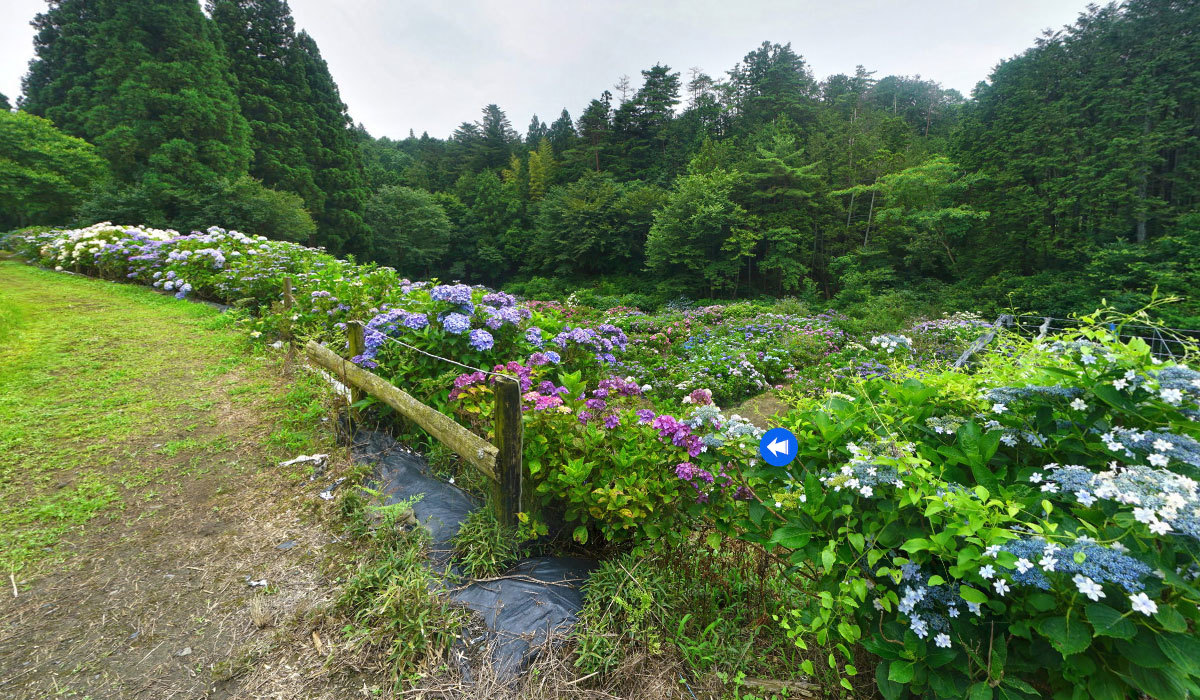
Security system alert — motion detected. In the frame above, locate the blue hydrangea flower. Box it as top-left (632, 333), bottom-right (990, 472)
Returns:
top-left (525, 327), bottom-right (544, 347)
top-left (429, 283), bottom-right (473, 306)
top-left (468, 329), bottom-right (494, 352)
top-left (442, 312), bottom-right (471, 334)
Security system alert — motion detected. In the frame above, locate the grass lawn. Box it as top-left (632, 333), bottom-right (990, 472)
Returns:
top-left (0, 261), bottom-right (329, 573)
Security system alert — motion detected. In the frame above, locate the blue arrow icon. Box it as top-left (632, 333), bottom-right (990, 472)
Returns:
top-left (759, 427), bottom-right (797, 467)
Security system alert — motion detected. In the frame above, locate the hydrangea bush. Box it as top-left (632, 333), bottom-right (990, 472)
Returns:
top-left (696, 324), bottom-right (1200, 699)
top-left (9, 223), bottom-right (1199, 698)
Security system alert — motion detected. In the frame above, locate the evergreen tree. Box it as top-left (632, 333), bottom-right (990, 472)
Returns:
top-left (728, 42), bottom-right (818, 132)
top-left (576, 95), bottom-right (611, 172)
top-left (525, 115), bottom-right (548, 147)
top-left (547, 109), bottom-right (577, 156)
top-left (735, 127), bottom-right (832, 295)
top-left (22, 0), bottom-right (252, 223)
top-left (0, 93), bottom-right (10, 111)
top-left (294, 30), bottom-right (369, 252)
top-left (477, 104), bottom-right (518, 170)
top-left (208, 0), bottom-right (321, 212)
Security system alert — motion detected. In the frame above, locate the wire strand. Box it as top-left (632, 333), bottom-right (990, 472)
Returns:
top-left (376, 332), bottom-right (520, 382)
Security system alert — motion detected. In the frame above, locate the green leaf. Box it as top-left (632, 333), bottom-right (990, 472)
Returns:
top-left (848, 532), bottom-right (865, 552)
top-left (967, 681), bottom-right (993, 700)
top-left (1130, 664), bottom-right (1190, 700)
top-left (876, 661), bottom-right (903, 700)
top-left (1085, 603), bottom-right (1135, 640)
top-left (1087, 669), bottom-right (1129, 700)
top-left (1157, 633), bottom-right (1200, 674)
top-left (1155, 604), bottom-right (1188, 633)
top-left (572, 525), bottom-right (588, 544)
top-left (1118, 633), bottom-right (1170, 668)
top-left (959, 585), bottom-right (988, 604)
top-left (837, 621), bottom-right (861, 643)
top-left (769, 525), bottom-right (811, 550)
top-left (900, 537), bottom-right (931, 554)
top-left (1036, 616), bottom-right (1092, 656)
top-left (927, 574), bottom-right (946, 586)
top-left (887, 660), bottom-right (914, 684)
top-left (705, 531), bottom-right (722, 551)
top-left (748, 500), bottom-right (766, 525)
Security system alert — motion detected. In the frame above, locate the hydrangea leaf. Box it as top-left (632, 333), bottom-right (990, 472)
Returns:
top-left (1035, 616), bottom-right (1092, 656)
top-left (1085, 603), bottom-right (1135, 640)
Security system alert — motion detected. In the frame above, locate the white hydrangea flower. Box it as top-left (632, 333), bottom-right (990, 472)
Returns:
top-left (1129, 592), bottom-right (1158, 616)
top-left (1073, 575), bottom-right (1105, 601)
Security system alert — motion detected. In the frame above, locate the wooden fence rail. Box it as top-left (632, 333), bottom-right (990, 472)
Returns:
top-left (303, 330), bottom-right (523, 526)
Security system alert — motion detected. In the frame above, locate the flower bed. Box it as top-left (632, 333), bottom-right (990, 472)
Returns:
top-left (6, 224), bottom-right (1197, 697)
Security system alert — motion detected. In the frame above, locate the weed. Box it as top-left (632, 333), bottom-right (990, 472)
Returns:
top-left (336, 493), bottom-right (466, 684)
top-left (450, 505), bottom-right (522, 579)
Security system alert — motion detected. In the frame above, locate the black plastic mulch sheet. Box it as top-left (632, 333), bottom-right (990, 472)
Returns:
top-left (352, 429), bottom-right (597, 677)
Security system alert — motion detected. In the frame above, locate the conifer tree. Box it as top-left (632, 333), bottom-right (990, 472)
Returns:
top-left (22, 0), bottom-right (252, 224)
top-left (208, 0), bottom-right (321, 210)
top-left (294, 30), bottom-right (369, 252)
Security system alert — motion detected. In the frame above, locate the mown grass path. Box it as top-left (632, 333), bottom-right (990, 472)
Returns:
top-left (0, 262), bottom-right (361, 698)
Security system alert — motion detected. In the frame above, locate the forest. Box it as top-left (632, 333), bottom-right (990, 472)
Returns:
top-left (2, 0), bottom-right (1198, 325)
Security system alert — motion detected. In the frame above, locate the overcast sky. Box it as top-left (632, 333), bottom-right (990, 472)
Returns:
top-left (0, 0), bottom-right (1092, 140)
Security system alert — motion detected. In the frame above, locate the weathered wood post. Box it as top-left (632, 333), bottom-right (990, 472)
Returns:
top-left (346, 320), bottom-right (366, 405)
top-left (493, 376), bottom-right (523, 527)
top-left (282, 277), bottom-right (295, 362)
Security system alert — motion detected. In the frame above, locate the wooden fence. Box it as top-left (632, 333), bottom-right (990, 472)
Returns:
top-left (303, 321), bottom-right (524, 526)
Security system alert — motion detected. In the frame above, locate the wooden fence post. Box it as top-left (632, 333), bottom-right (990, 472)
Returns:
top-left (346, 321), bottom-right (365, 405)
top-left (493, 376), bottom-right (523, 527)
top-left (282, 277), bottom-right (295, 360)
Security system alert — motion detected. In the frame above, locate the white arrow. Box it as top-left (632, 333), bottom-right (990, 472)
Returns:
top-left (767, 437), bottom-right (790, 457)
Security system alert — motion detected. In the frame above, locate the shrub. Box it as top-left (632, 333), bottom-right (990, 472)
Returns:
top-left (694, 322), bottom-right (1200, 699)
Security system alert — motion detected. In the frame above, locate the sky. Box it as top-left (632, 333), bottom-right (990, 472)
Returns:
top-left (0, 0), bottom-right (1092, 140)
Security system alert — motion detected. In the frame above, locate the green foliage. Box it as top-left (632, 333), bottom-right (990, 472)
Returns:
top-left (209, 0), bottom-right (322, 217)
top-left (449, 505), bottom-right (522, 579)
top-left (337, 493), bottom-right (465, 683)
top-left (22, 0), bottom-right (252, 225)
top-left (0, 111), bottom-right (108, 230)
top-left (696, 323), bottom-right (1200, 699)
top-left (530, 172), bottom-right (664, 277)
top-left (645, 167), bottom-right (748, 296)
top-left (363, 185), bottom-right (451, 274)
